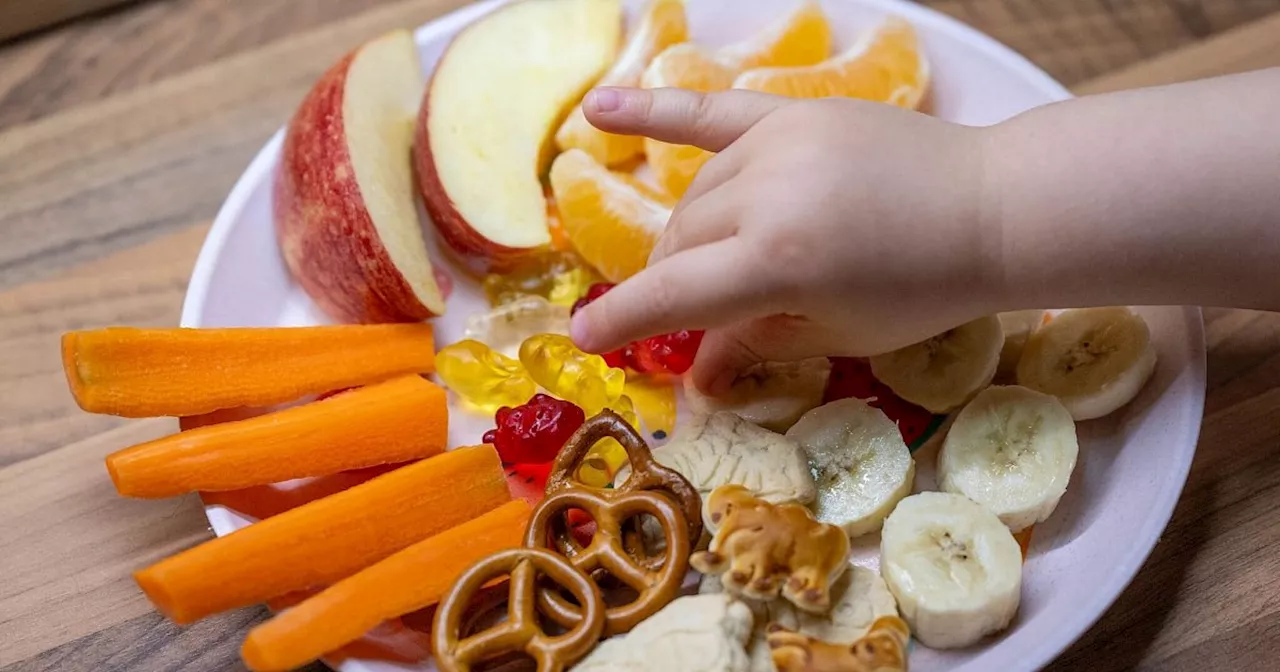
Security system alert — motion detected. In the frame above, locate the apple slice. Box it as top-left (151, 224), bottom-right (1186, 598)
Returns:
top-left (276, 30), bottom-right (447, 324)
top-left (415, 0), bottom-right (623, 276)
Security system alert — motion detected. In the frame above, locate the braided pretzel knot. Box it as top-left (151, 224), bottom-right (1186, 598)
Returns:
top-left (527, 488), bottom-right (690, 635)
top-left (432, 548), bottom-right (605, 672)
top-left (545, 410), bottom-right (703, 555)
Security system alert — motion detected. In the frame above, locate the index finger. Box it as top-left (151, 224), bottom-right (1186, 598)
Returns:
top-left (570, 239), bottom-right (782, 353)
top-left (583, 87), bottom-right (791, 152)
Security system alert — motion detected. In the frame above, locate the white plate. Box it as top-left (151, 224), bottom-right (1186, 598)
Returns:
top-left (180, 1), bottom-right (1206, 670)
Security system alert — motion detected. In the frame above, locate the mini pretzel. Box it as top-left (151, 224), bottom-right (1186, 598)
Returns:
top-left (766, 616), bottom-right (911, 672)
top-left (432, 548), bottom-right (605, 672)
top-left (526, 487), bottom-right (690, 636)
top-left (545, 410), bottom-right (703, 554)
top-left (691, 484), bottom-right (850, 614)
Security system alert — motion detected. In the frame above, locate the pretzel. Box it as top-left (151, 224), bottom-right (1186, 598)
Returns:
top-left (432, 548), bottom-right (605, 672)
top-left (545, 410), bottom-right (702, 555)
top-left (766, 616), bottom-right (910, 672)
top-left (691, 485), bottom-right (850, 614)
top-left (526, 487), bottom-right (690, 636)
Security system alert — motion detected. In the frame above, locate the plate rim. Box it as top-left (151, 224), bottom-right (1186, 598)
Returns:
top-left (178, 1), bottom-right (1204, 671)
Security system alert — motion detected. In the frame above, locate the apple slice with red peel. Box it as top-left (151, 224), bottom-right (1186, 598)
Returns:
top-left (276, 30), bottom-right (447, 324)
top-left (415, 0), bottom-right (623, 276)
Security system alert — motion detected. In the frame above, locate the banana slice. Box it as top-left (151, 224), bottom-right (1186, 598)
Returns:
top-left (1016, 307), bottom-right (1157, 421)
top-left (996, 310), bottom-right (1045, 381)
top-left (785, 399), bottom-right (915, 538)
top-left (684, 358), bottom-right (832, 433)
top-left (869, 316), bottom-right (1003, 414)
top-left (937, 385), bottom-right (1078, 532)
top-left (880, 491), bottom-right (1022, 649)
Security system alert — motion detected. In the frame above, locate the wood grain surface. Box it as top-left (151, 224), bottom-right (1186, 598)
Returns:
top-left (0, 1), bottom-right (1277, 671)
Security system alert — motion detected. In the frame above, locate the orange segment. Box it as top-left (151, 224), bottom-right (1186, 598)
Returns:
top-left (555, 0), bottom-right (689, 166)
top-left (733, 17), bottom-right (930, 109)
top-left (616, 171), bottom-right (679, 208)
top-left (717, 0), bottom-right (832, 69)
top-left (640, 43), bottom-right (740, 91)
top-left (550, 149), bottom-right (671, 282)
top-left (640, 2), bottom-right (833, 198)
top-left (544, 193), bottom-right (574, 252)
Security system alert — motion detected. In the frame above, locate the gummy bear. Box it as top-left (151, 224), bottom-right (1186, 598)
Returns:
top-left (482, 249), bottom-right (603, 308)
top-left (578, 395), bottom-right (639, 487)
top-left (623, 375), bottom-right (677, 439)
top-left (462, 296), bottom-right (571, 359)
top-left (436, 339), bottom-right (537, 413)
top-left (630, 330), bottom-right (704, 375)
top-left (573, 282), bottom-right (703, 374)
top-left (519, 334), bottom-right (625, 415)
top-left (483, 393), bottom-right (586, 465)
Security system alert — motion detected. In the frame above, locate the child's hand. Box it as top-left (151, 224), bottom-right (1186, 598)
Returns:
top-left (570, 87), bottom-right (1001, 394)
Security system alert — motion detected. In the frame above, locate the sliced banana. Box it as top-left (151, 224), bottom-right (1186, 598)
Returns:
top-left (869, 316), bottom-right (1003, 414)
top-left (937, 385), bottom-right (1078, 532)
top-left (880, 491), bottom-right (1022, 649)
top-left (1016, 307), bottom-right (1157, 421)
top-left (684, 358), bottom-right (832, 433)
top-left (785, 399), bottom-right (915, 538)
top-left (996, 310), bottom-right (1045, 381)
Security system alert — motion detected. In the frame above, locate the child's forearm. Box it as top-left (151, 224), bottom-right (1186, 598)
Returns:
top-left (984, 68), bottom-right (1280, 312)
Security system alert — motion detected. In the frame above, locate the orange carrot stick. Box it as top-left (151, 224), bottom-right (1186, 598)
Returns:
top-left (134, 445), bottom-right (509, 624)
top-left (62, 324), bottom-right (435, 418)
top-left (106, 376), bottom-right (448, 498)
top-left (241, 500), bottom-right (532, 672)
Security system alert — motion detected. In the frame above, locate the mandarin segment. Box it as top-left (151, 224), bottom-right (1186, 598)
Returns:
top-left (615, 171), bottom-right (679, 208)
top-left (717, 0), bottom-right (833, 69)
top-left (556, 0), bottom-right (689, 166)
top-left (551, 149), bottom-right (671, 283)
top-left (640, 3), bottom-right (833, 198)
top-left (734, 17), bottom-right (930, 109)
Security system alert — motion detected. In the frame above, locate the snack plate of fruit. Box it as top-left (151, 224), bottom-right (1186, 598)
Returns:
top-left (72, 0), bottom-right (1205, 671)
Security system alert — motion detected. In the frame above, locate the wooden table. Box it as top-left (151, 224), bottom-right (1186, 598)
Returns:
top-left (1, 1), bottom-right (1277, 670)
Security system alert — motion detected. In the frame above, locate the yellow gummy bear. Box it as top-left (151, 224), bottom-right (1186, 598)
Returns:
top-left (519, 334), bottom-right (625, 415)
top-left (578, 396), bottom-right (639, 487)
top-left (624, 375), bottom-right (677, 438)
top-left (436, 339), bottom-right (537, 413)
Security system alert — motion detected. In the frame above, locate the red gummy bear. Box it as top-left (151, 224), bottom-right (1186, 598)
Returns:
top-left (573, 282), bottom-right (703, 375)
top-left (570, 282), bottom-right (615, 315)
top-left (483, 394), bottom-right (586, 465)
top-left (630, 329), bottom-right (704, 375)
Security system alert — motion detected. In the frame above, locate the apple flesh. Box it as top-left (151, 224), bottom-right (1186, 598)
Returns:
top-left (415, 0), bottom-right (623, 276)
top-left (276, 30), bottom-right (447, 323)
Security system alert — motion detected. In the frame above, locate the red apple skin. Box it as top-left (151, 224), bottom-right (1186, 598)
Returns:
top-left (275, 49), bottom-right (439, 324)
top-left (413, 81), bottom-right (541, 278)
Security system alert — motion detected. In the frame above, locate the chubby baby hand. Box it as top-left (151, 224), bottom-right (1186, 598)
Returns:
top-left (570, 86), bottom-right (1002, 395)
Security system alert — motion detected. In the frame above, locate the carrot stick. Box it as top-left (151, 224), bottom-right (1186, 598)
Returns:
top-left (62, 324), bottom-right (435, 418)
top-left (106, 376), bottom-right (448, 498)
top-left (134, 445), bottom-right (509, 624)
top-left (241, 500), bottom-right (531, 672)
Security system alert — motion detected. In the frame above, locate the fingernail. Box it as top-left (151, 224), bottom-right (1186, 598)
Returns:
top-left (570, 313), bottom-right (592, 350)
top-left (586, 87), bottom-right (622, 113)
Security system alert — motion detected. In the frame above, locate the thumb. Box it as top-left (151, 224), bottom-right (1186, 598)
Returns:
top-left (583, 87), bottom-right (791, 151)
top-left (691, 316), bottom-right (840, 396)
